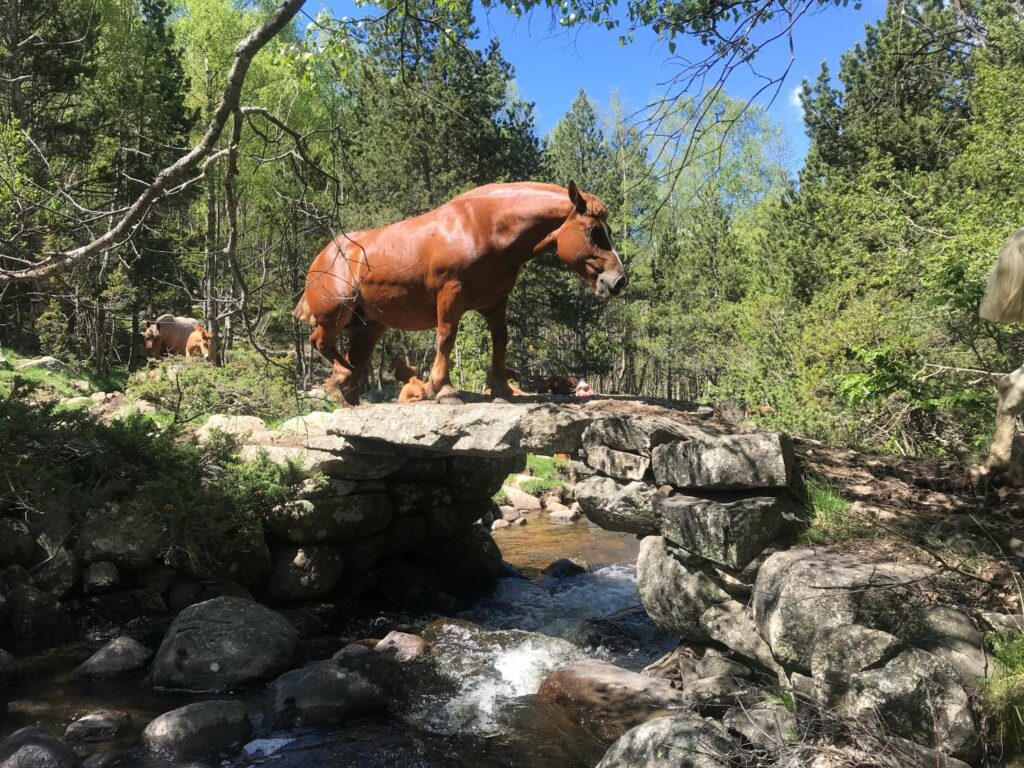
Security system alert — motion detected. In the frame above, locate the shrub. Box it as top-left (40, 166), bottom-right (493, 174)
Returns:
top-left (127, 349), bottom-right (328, 425)
top-left (0, 381), bottom-right (304, 576)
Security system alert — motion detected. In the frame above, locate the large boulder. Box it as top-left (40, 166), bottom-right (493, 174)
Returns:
top-left (388, 483), bottom-right (456, 514)
top-left (81, 562), bottom-right (121, 595)
top-left (0, 726), bottom-right (80, 768)
top-left (699, 601), bottom-right (778, 671)
top-left (142, 700), bottom-right (251, 760)
top-left (574, 476), bottom-right (661, 536)
top-left (582, 415), bottom-right (705, 456)
top-left (267, 493), bottom-right (392, 544)
top-left (596, 713), bottom-right (737, 768)
top-left (828, 648), bottom-right (981, 762)
top-left (538, 659), bottom-right (689, 741)
top-left (266, 545), bottom-right (345, 602)
top-left (0, 649), bottom-right (18, 688)
top-left (65, 711), bottom-right (132, 743)
top-left (810, 625), bottom-right (902, 682)
top-left (76, 502), bottom-right (169, 571)
top-left (265, 647), bottom-right (394, 728)
top-left (13, 356), bottom-right (66, 372)
top-left (652, 432), bottom-right (796, 490)
top-left (502, 486), bottom-right (542, 512)
top-left (914, 605), bottom-right (989, 688)
top-left (636, 537), bottom-right (730, 641)
top-left (150, 597), bottom-right (297, 691)
top-left (0, 518), bottom-right (34, 567)
top-left (0, 584), bottom-right (75, 654)
top-left (655, 494), bottom-right (791, 569)
top-left (74, 636), bottom-right (152, 678)
top-left (196, 414), bottom-right (269, 443)
top-left (584, 445), bottom-right (650, 482)
top-left (752, 549), bottom-right (935, 670)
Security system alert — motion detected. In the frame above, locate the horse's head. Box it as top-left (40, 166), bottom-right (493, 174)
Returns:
top-left (189, 324), bottom-right (213, 361)
top-left (552, 181), bottom-right (627, 302)
top-left (391, 355), bottom-right (419, 384)
top-left (142, 324), bottom-right (161, 356)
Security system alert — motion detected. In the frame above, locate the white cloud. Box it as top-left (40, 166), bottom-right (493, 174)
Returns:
top-left (788, 84), bottom-right (803, 110)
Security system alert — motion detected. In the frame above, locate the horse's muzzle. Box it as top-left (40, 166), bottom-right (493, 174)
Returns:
top-left (598, 271), bottom-right (628, 299)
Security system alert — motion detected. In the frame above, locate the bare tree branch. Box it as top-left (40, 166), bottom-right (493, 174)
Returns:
top-left (0, 0), bottom-right (308, 284)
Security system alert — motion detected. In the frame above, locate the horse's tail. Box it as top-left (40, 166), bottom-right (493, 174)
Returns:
top-left (981, 229), bottom-right (1024, 323)
top-left (292, 294), bottom-right (316, 326)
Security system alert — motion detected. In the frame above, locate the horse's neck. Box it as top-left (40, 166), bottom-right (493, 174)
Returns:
top-left (508, 197), bottom-right (570, 261)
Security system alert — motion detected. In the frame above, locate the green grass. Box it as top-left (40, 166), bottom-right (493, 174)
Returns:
top-left (803, 477), bottom-right (869, 544)
top-left (493, 453), bottom-right (571, 503)
top-left (985, 630), bottom-right (1024, 756)
top-left (0, 349), bottom-right (127, 399)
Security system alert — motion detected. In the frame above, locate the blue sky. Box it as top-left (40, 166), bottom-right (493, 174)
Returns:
top-left (319, 0), bottom-right (885, 170)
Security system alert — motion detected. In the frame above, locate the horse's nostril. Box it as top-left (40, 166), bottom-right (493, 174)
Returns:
top-left (611, 274), bottom-right (628, 295)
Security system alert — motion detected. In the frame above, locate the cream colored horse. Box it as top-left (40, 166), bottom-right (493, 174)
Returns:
top-left (976, 228), bottom-right (1024, 481)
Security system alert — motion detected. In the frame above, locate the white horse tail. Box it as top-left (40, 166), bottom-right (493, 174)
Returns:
top-left (980, 228), bottom-right (1024, 323)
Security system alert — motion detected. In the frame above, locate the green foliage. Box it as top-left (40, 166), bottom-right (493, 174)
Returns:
top-left (0, 381), bottom-right (303, 576)
top-left (126, 349), bottom-right (322, 424)
top-left (985, 631), bottom-right (1024, 756)
top-left (526, 453), bottom-right (570, 484)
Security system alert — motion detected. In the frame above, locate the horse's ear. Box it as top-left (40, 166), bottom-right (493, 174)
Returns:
top-left (567, 180), bottom-right (587, 214)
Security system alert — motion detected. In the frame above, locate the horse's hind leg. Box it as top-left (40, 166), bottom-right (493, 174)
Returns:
top-left (309, 305), bottom-right (354, 401)
top-left (978, 364), bottom-right (1024, 483)
top-left (337, 320), bottom-right (386, 405)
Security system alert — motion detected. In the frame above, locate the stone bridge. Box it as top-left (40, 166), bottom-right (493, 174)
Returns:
top-left (203, 399), bottom-right (802, 610)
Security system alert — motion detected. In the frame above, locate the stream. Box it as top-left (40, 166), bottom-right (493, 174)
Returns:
top-left (0, 520), bottom-right (675, 767)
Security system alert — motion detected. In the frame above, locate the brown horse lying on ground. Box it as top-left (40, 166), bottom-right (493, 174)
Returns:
top-left (143, 314), bottom-right (203, 357)
top-left (294, 181), bottom-right (627, 404)
top-left (185, 324), bottom-right (214, 361)
top-left (392, 357), bottom-right (427, 403)
top-left (548, 376), bottom-right (579, 396)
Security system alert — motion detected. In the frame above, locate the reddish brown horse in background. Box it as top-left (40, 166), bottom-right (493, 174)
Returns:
top-left (294, 181), bottom-right (627, 403)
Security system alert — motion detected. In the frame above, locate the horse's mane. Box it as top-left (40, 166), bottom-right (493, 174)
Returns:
top-left (453, 182), bottom-right (609, 220)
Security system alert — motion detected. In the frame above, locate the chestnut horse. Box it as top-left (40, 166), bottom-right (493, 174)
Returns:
top-left (144, 314), bottom-right (203, 358)
top-left (185, 324), bottom-right (214, 361)
top-left (294, 182), bottom-right (627, 403)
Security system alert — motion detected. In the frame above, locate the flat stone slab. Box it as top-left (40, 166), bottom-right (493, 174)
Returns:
top-left (655, 494), bottom-right (791, 569)
top-left (319, 403), bottom-right (596, 457)
top-left (652, 432), bottom-right (796, 490)
top-left (585, 445), bottom-right (650, 481)
top-left (583, 414), bottom-right (719, 456)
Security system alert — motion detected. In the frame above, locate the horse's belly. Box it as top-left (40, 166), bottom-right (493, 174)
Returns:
top-left (356, 283), bottom-right (437, 331)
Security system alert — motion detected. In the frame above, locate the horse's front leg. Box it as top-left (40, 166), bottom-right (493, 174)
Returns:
top-left (481, 300), bottom-right (523, 399)
top-left (424, 286), bottom-right (463, 401)
top-left (976, 365), bottom-right (1024, 484)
